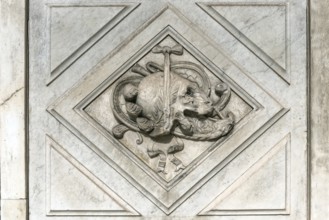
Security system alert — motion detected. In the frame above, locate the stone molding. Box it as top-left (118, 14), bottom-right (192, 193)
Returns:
top-left (310, 0), bottom-right (329, 219)
top-left (0, 0), bottom-right (27, 219)
top-left (0, 0), bottom-right (328, 219)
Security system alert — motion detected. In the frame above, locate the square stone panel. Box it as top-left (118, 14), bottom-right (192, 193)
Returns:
top-left (48, 6), bottom-right (286, 214)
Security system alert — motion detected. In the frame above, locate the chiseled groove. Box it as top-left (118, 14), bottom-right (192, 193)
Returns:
top-left (73, 27), bottom-right (183, 192)
top-left (198, 134), bottom-right (290, 216)
top-left (205, 209), bottom-right (288, 216)
top-left (74, 26), bottom-right (262, 192)
top-left (45, 6), bottom-right (179, 215)
top-left (46, 135), bottom-right (140, 216)
top-left (75, 110), bottom-right (170, 190)
top-left (45, 4), bottom-right (290, 215)
top-left (166, 108), bottom-right (290, 214)
top-left (197, 3), bottom-right (290, 84)
top-left (47, 109), bottom-right (170, 214)
top-left (47, 3), bottom-right (140, 86)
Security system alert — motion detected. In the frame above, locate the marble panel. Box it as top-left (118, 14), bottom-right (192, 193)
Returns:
top-left (27, 0), bottom-right (309, 219)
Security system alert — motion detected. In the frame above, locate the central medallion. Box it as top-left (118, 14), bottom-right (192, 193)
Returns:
top-left (111, 40), bottom-right (235, 177)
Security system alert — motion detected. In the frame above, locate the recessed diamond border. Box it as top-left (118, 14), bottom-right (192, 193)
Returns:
top-left (47, 5), bottom-right (287, 215)
top-left (74, 26), bottom-right (262, 191)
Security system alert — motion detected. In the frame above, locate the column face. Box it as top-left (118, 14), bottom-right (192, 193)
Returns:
top-left (310, 1), bottom-right (329, 220)
top-left (0, 0), bottom-right (27, 218)
top-left (28, 0), bottom-right (310, 219)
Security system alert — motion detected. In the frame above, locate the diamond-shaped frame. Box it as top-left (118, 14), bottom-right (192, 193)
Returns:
top-left (75, 26), bottom-right (260, 191)
top-left (48, 5), bottom-right (287, 214)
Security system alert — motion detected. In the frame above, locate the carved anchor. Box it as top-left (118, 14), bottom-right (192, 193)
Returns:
top-left (146, 45), bottom-right (186, 173)
top-left (151, 44), bottom-right (183, 134)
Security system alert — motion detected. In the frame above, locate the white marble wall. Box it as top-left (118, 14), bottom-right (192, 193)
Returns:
top-left (0, 0), bottom-right (329, 219)
top-left (0, 0), bottom-right (27, 219)
top-left (310, 1), bottom-right (329, 219)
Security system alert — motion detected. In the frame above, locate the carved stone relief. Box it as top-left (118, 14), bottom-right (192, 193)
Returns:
top-left (111, 42), bottom-right (235, 175)
top-left (39, 2), bottom-right (307, 217)
top-left (0, 0), bottom-right (314, 216)
top-left (85, 35), bottom-right (253, 182)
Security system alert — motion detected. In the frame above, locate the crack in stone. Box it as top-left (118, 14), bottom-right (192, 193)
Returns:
top-left (0, 87), bottom-right (24, 107)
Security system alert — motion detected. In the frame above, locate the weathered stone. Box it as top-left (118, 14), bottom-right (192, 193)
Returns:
top-left (1, 200), bottom-right (26, 220)
top-left (4, 0), bottom-right (329, 219)
top-left (0, 0), bottom-right (27, 219)
top-left (311, 1), bottom-right (329, 219)
top-left (28, 0), bottom-right (309, 218)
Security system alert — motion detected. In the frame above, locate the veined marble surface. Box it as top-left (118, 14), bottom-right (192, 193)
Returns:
top-left (0, 0), bottom-right (313, 219)
top-left (0, 0), bottom-right (27, 219)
